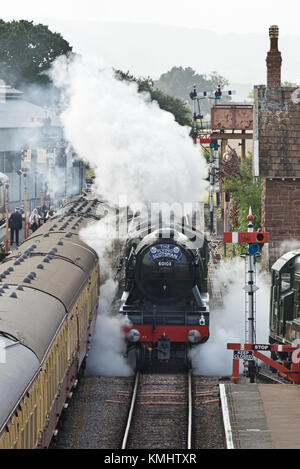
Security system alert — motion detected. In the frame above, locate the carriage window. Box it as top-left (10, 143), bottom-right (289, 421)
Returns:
top-left (281, 272), bottom-right (291, 293)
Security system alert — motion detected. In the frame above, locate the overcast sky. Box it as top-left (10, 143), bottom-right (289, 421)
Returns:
top-left (1, 0), bottom-right (299, 34)
top-left (1, 1), bottom-right (300, 91)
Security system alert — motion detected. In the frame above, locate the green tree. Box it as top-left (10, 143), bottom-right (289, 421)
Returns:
top-left (115, 70), bottom-right (192, 126)
top-left (0, 19), bottom-right (72, 89)
top-left (281, 81), bottom-right (298, 87)
top-left (155, 66), bottom-right (230, 116)
top-left (224, 154), bottom-right (262, 232)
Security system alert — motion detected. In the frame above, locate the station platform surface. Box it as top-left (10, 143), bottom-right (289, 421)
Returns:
top-left (223, 383), bottom-right (300, 449)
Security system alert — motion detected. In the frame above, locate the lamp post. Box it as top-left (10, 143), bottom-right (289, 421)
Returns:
top-left (4, 181), bottom-right (9, 252)
top-left (23, 171), bottom-right (28, 239)
top-left (17, 168), bottom-right (29, 240)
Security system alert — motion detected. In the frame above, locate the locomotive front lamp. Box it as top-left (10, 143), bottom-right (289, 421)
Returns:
top-left (199, 315), bottom-right (205, 326)
top-left (188, 330), bottom-right (201, 343)
top-left (127, 329), bottom-right (141, 343)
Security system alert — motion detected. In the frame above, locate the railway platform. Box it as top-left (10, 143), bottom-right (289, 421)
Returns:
top-left (221, 383), bottom-right (300, 449)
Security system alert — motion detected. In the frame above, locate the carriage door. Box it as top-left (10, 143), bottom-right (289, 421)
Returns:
top-left (271, 272), bottom-right (279, 335)
top-left (279, 270), bottom-right (293, 337)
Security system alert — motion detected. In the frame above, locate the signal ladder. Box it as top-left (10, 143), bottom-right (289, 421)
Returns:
top-left (244, 257), bottom-right (257, 346)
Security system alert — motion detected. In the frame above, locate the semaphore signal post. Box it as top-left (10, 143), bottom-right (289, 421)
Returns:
top-left (224, 209), bottom-right (300, 384)
top-left (224, 208), bottom-right (270, 383)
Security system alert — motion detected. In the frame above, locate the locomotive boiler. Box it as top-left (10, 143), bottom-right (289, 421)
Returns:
top-left (120, 213), bottom-right (210, 369)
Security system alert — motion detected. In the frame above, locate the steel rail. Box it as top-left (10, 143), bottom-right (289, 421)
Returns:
top-left (256, 371), bottom-right (284, 384)
top-left (121, 371), bottom-right (140, 449)
top-left (187, 370), bottom-right (192, 449)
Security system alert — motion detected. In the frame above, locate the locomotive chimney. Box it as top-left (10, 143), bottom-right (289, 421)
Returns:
top-left (266, 25), bottom-right (282, 88)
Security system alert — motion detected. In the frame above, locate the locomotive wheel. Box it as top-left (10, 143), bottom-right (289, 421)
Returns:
top-left (135, 346), bottom-right (141, 371)
top-left (127, 346), bottom-right (144, 371)
top-left (136, 345), bottom-right (145, 371)
top-left (184, 345), bottom-right (192, 369)
top-left (127, 347), bottom-right (138, 371)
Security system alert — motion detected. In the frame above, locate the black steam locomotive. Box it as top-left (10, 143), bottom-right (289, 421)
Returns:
top-left (120, 211), bottom-right (210, 369)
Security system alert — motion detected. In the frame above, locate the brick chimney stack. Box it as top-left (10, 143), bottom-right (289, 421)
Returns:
top-left (266, 25), bottom-right (282, 87)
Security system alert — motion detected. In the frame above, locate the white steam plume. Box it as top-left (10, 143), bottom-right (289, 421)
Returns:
top-left (85, 278), bottom-right (133, 377)
top-left (49, 55), bottom-right (209, 377)
top-left (191, 258), bottom-right (271, 376)
top-left (278, 239), bottom-right (300, 257)
top-left (0, 172), bottom-right (9, 185)
top-left (50, 55), bottom-right (208, 207)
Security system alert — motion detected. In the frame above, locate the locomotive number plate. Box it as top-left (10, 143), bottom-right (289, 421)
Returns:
top-left (158, 261), bottom-right (172, 267)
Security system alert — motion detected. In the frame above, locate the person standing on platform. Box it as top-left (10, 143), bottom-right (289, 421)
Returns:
top-left (29, 209), bottom-right (40, 233)
top-left (9, 208), bottom-right (23, 246)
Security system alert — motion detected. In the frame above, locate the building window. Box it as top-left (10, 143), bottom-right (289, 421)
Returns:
top-left (281, 272), bottom-right (291, 293)
top-left (4, 152), bottom-right (21, 173)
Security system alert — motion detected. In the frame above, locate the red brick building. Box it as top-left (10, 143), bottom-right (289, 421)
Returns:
top-left (254, 25), bottom-right (300, 268)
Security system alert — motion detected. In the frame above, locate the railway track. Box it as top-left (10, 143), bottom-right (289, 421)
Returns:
top-left (257, 370), bottom-right (289, 384)
top-left (50, 373), bottom-right (225, 449)
top-left (121, 372), bottom-right (191, 449)
top-left (121, 372), bottom-right (225, 449)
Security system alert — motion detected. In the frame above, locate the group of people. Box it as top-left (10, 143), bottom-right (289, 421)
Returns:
top-left (9, 203), bottom-right (55, 246)
top-left (29, 204), bottom-right (56, 233)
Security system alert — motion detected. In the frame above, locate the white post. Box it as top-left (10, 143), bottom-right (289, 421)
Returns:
top-left (0, 339), bottom-right (6, 364)
top-left (247, 208), bottom-right (255, 344)
top-left (244, 207), bottom-right (259, 382)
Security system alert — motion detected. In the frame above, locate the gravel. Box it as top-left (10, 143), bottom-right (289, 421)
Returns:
top-left (51, 373), bottom-right (226, 449)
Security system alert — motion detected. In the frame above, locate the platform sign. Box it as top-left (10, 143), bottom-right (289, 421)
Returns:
top-left (228, 343), bottom-right (294, 352)
top-left (233, 350), bottom-right (253, 360)
top-left (228, 342), bottom-right (300, 384)
top-left (253, 344), bottom-right (272, 351)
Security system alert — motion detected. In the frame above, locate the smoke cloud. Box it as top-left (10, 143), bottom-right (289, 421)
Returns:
top-left (0, 172), bottom-right (9, 185)
top-left (50, 55), bottom-right (208, 207)
top-left (191, 258), bottom-right (271, 376)
top-left (278, 239), bottom-right (300, 258)
top-left (85, 278), bottom-right (133, 376)
top-left (50, 54), bottom-right (209, 377)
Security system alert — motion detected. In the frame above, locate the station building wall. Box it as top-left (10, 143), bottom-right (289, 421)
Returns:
top-left (255, 85), bottom-right (300, 268)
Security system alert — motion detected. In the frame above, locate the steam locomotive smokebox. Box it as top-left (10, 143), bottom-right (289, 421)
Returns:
top-left (135, 240), bottom-right (195, 303)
